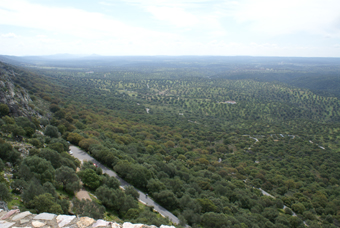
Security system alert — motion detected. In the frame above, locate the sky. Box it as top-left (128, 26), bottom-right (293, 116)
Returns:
top-left (1, 0), bottom-right (340, 57)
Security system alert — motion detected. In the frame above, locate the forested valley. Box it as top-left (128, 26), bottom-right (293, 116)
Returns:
top-left (0, 56), bottom-right (340, 228)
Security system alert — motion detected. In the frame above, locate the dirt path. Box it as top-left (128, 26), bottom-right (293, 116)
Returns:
top-left (75, 190), bottom-right (92, 201)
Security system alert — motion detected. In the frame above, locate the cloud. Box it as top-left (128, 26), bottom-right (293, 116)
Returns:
top-left (232, 0), bottom-right (340, 36)
top-left (0, 0), bottom-right (177, 40)
top-left (146, 6), bottom-right (199, 27)
top-left (1, 33), bottom-right (18, 38)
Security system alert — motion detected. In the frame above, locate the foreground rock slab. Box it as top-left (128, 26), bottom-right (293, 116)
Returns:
top-left (1, 211), bottom-right (177, 228)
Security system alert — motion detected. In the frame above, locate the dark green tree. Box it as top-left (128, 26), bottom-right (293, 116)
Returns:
top-left (0, 103), bottom-right (9, 116)
top-left (44, 125), bottom-right (60, 138)
top-left (78, 169), bottom-right (101, 190)
top-left (0, 183), bottom-right (11, 201)
top-left (153, 190), bottom-right (178, 210)
top-left (30, 193), bottom-right (63, 214)
top-left (56, 166), bottom-right (81, 192)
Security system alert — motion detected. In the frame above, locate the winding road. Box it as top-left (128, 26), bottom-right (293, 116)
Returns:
top-left (69, 146), bottom-right (179, 225)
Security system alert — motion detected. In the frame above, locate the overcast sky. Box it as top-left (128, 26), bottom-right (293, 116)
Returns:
top-left (1, 0), bottom-right (340, 57)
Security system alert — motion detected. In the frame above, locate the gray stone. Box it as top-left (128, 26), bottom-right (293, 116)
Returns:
top-left (0, 221), bottom-right (15, 228)
top-left (33, 213), bottom-right (56, 221)
top-left (12, 227), bottom-right (32, 228)
top-left (12, 211), bottom-right (32, 221)
top-left (56, 215), bottom-right (76, 227)
top-left (92, 219), bottom-right (109, 227)
top-left (20, 219), bottom-right (30, 224)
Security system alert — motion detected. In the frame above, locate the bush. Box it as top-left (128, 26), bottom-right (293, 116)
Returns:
top-left (67, 132), bottom-right (84, 145)
top-left (0, 104), bottom-right (9, 116)
top-left (79, 138), bottom-right (99, 151)
top-left (44, 125), bottom-right (60, 138)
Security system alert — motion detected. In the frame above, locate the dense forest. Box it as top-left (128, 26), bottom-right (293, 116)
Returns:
top-left (0, 56), bottom-right (340, 228)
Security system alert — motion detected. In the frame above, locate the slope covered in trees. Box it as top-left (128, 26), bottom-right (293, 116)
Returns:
top-left (1, 56), bottom-right (340, 228)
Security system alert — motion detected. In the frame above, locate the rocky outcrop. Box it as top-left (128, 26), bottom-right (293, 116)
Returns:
top-left (0, 62), bottom-right (38, 117)
top-left (0, 210), bottom-right (177, 228)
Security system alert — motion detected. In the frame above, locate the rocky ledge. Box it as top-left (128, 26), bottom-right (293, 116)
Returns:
top-left (0, 210), bottom-right (176, 228)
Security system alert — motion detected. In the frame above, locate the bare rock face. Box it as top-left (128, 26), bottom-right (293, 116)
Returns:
top-left (0, 62), bottom-right (38, 117)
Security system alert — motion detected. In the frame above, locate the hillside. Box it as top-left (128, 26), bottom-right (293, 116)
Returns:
top-left (1, 58), bottom-right (340, 228)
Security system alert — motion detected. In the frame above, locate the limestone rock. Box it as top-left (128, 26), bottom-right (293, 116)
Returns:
top-left (92, 219), bottom-right (110, 227)
top-left (12, 211), bottom-right (31, 221)
top-left (0, 62), bottom-right (38, 117)
top-left (20, 219), bottom-right (30, 224)
top-left (111, 222), bottom-right (121, 228)
top-left (56, 215), bottom-right (76, 227)
top-left (77, 217), bottom-right (95, 228)
top-left (32, 221), bottom-right (46, 227)
top-left (33, 213), bottom-right (56, 221)
top-left (0, 221), bottom-right (16, 228)
top-left (1, 209), bottom-right (20, 220)
top-left (122, 222), bottom-right (149, 228)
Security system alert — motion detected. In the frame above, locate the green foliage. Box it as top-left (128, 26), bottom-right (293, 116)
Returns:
top-left (201, 212), bottom-right (228, 228)
top-left (114, 161), bottom-right (152, 189)
top-left (0, 140), bottom-right (21, 164)
top-left (79, 138), bottom-right (99, 151)
top-left (72, 199), bottom-right (105, 219)
top-left (0, 103), bottom-right (9, 116)
top-left (56, 166), bottom-right (81, 193)
top-left (2, 116), bottom-right (15, 124)
top-left (153, 190), bottom-right (178, 210)
top-left (47, 142), bottom-right (64, 153)
top-left (95, 185), bottom-right (124, 211)
top-left (22, 156), bottom-right (55, 183)
top-left (67, 132), bottom-right (84, 145)
top-left (29, 138), bottom-right (43, 148)
top-left (102, 175), bottom-right (120, 189)
top-left (2, 124), bottom-right (26, 138)
top-left (15, 117), bottom-right (36, 130)
top-left (124, 186), bottom-right (139, 200)
top-left (78, 168), bottom-right (101, 190)
top-left (0, 158), bottom-right (4, 171)
top-left (30, 193), bottom-right (63, 214)
top-left (4, 58), bottom-right (340, 227)
top-left (24, 127), bottom-right (35, 137)
top-left (0, 183), bottom-right (11, 201)
top-left (49, 104), bottom-right (60, 113)
top-left (11, 179), bottom-right (28, 194)
top-left (44, 125), bottom-right (59, 138)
